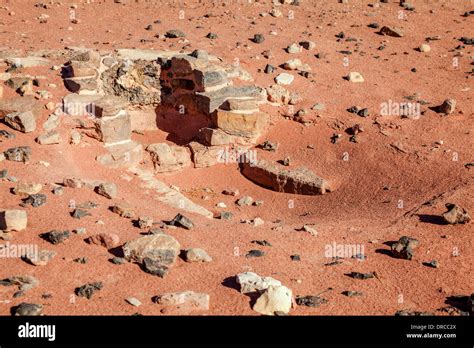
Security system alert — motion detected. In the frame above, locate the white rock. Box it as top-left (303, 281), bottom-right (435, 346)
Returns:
top-left (0, 210), bottom-right (27, 231)
top-left (347, 72), bottom-right (364, 83)
top-left (283, 59), bottom-right (303, 70)
top-left (185, 248), bottom-right (212, 262)
top-left (253, 285), bottom-right (293, 316)
top-left (275, 73), bottom-right (294, 85)
top-left (126, 297), bottom-right (142, 307)
top-left (287, 43), bottom-right (302, 54)
top-left (155, 291), bottom-right (209, 310)
top-left (236, 272), bottom-right (282, 294)
top-left (36, 131), bottom-right (61, 145)
top-left (418, 43), bottom-right (431, 52)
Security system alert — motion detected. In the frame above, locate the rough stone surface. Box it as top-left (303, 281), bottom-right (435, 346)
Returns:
top-left (0, 210), bottom-right (27, 231)
top-left (154, 291), bottom-right (209, 311)
top-left (185, 248), bottom-right (212, 262)
top-left (241, 160), bottom-right (332, 195)
top-left (146, 143), bottom-right (191, 172)
top-left (4, 111), bottom-right (36, 133)
top-left (442, 204), bottom-right (471, 224)
top-left (253, 285), bottom-right (293, 316)
top-left (236, 272), bottom-right (282, 294)
top-left (123, 234), bottom-right (180, 265)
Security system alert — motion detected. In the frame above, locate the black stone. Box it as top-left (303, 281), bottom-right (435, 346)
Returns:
top-left (75, 282), bottom-right (103, 299)
top-left (41, 230), bottom-right (71, 245)
top-left (347, 272), bottom-right (374, 280)
top-left (22, 194), bottom-right (47, 207)
top-left (253, 34), bottom-right (265, 44)
top-left (170, 213), bottom-right (194, 230)
top-left (342, 290), bottom-right (363, 297)
top-left (246, 250), bottom-right (265, 258)
top-left (296, 295), bottom-right (328, 307)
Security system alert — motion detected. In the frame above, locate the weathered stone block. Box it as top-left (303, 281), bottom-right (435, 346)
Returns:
top-left (188, 141), bottom-right (225, 168)
top-left (241, 160), bottom-right (332, 195)
top-left (146, 143), bottom-right (191, 172)
top-left (211, 109), bottom-right (269, 137)
top-left (0, 96), bottom-right (42, 119)
top-left (90, 95), bottom-right (128, 118)
top-left (68, 61), bottom-right (97, 78)
top-left (97, 140), bottom-right (143, 168)
top-left (196, 86), bottom-right (265, 114)
top-left (95, 111), bottom-right (131, 145)
top-left (4, 111), bottom-right (36, 133)
top-left (198, 128), bottom-right (256, 146)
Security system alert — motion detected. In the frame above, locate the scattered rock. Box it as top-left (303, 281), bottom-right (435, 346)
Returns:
top-left (236, 196), bottom-right (254, 206)
top-left (379, 26), bottom-right (404, 37)
top-left (24, 250), bottom-right (56, 266)
top-left (184, 248), bottom-right (212, 262)
top-left (296, 295), bottom-right (328, 307)
top-left (4, 111), bottom-right (36, 133)
top-left (112, 202), bottom-right (135, 218)
top-left (287, 43), bottom-right (302, 54)
top-left (423, 260), bottom-right (439, 268)
top-left (391, 236), bottom-right (419, 260)
top-left (86, 233), bottom-right (120, 249)
top-left (72, 209), bottom-right (91, 219)
top-left (346, 72), bottom-right (364, 82)
top-left (138, 216), bottom-right (154, 229)
top-left (14, 303), bottom-right (43, 316)
top-left (253, 34), bottom-right (265, 43)
top-left (342, 290), bottom-right (363, 297)
top-left (13, 182), bottom-right (42, 196)
top-left (75, 282), bottom-right (103, 299)
top-left (246, 249), bottom-right (265, 258)
top-left (169, 213), bottom-right (194, 230)
top-left (442, 203), bottom-right (470, 224)
top-left (126, 297), bottom-right (142, 307)
top-left (36, 131), bottom-right (61, 145)
top-left (418, 43), bottom-right (431, 52)
top-left (275, 73), bottom-right (294, 85)
top-left (253, 285), bottom-right (293, 316)
top-left (21, 194), bottom-right (47, 207)
top-left (95, 182), bottom-right (117, 199)
top-left (153, 291), bottom-right (209, 311)
top-left (123, 233), bottom-right (180, 277)
top-left (436, 99), bottom-right (456, 114)
top-left (241, 160), bottom-right (332, 195)
top-left (236, 272), bottom-right (282, 294)
top-left (0, 210), bottom-right (27, 231)
top-left (3, 146), bottom-right (31, 162)
top-left (347, 272), bottom-right (375, 280)
top-left (165, 29), bottom-right (186, 38)
top-left (41, 230), bottom-right (71, 245)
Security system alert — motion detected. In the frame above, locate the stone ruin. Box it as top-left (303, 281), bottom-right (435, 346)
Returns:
top-left (61, 48), bottom-right (269, 171)
top-left (51, 47), bottom-right (331, 196)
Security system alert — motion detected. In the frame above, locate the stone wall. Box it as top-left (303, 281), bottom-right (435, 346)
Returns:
top-left (61, 48), bottom-right (270, 172)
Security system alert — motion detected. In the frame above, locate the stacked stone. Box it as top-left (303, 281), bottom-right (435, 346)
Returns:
top-left (60, 48), bottom-right (271, 172)
top-left (91, 95), bottom-right (143, 168)
top-left (160, 52), bottom-right (269, 169)
top-left (64, 50), bottom-right (102, 95)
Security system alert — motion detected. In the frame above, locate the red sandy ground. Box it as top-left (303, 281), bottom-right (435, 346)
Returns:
top-left (0, 0), bottom-right (472, 315)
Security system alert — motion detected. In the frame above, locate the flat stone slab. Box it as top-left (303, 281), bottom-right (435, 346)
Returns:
top-left (128, 167), bottom-right (213, 218)
top-left (241, 159), bottom-right (332, 195)
top-left (116, 49), bottom-right (186, 61)
top-left (5, 56), bottom-right (50, 68)
top-left (0, 96), bottom-right (43, 119)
